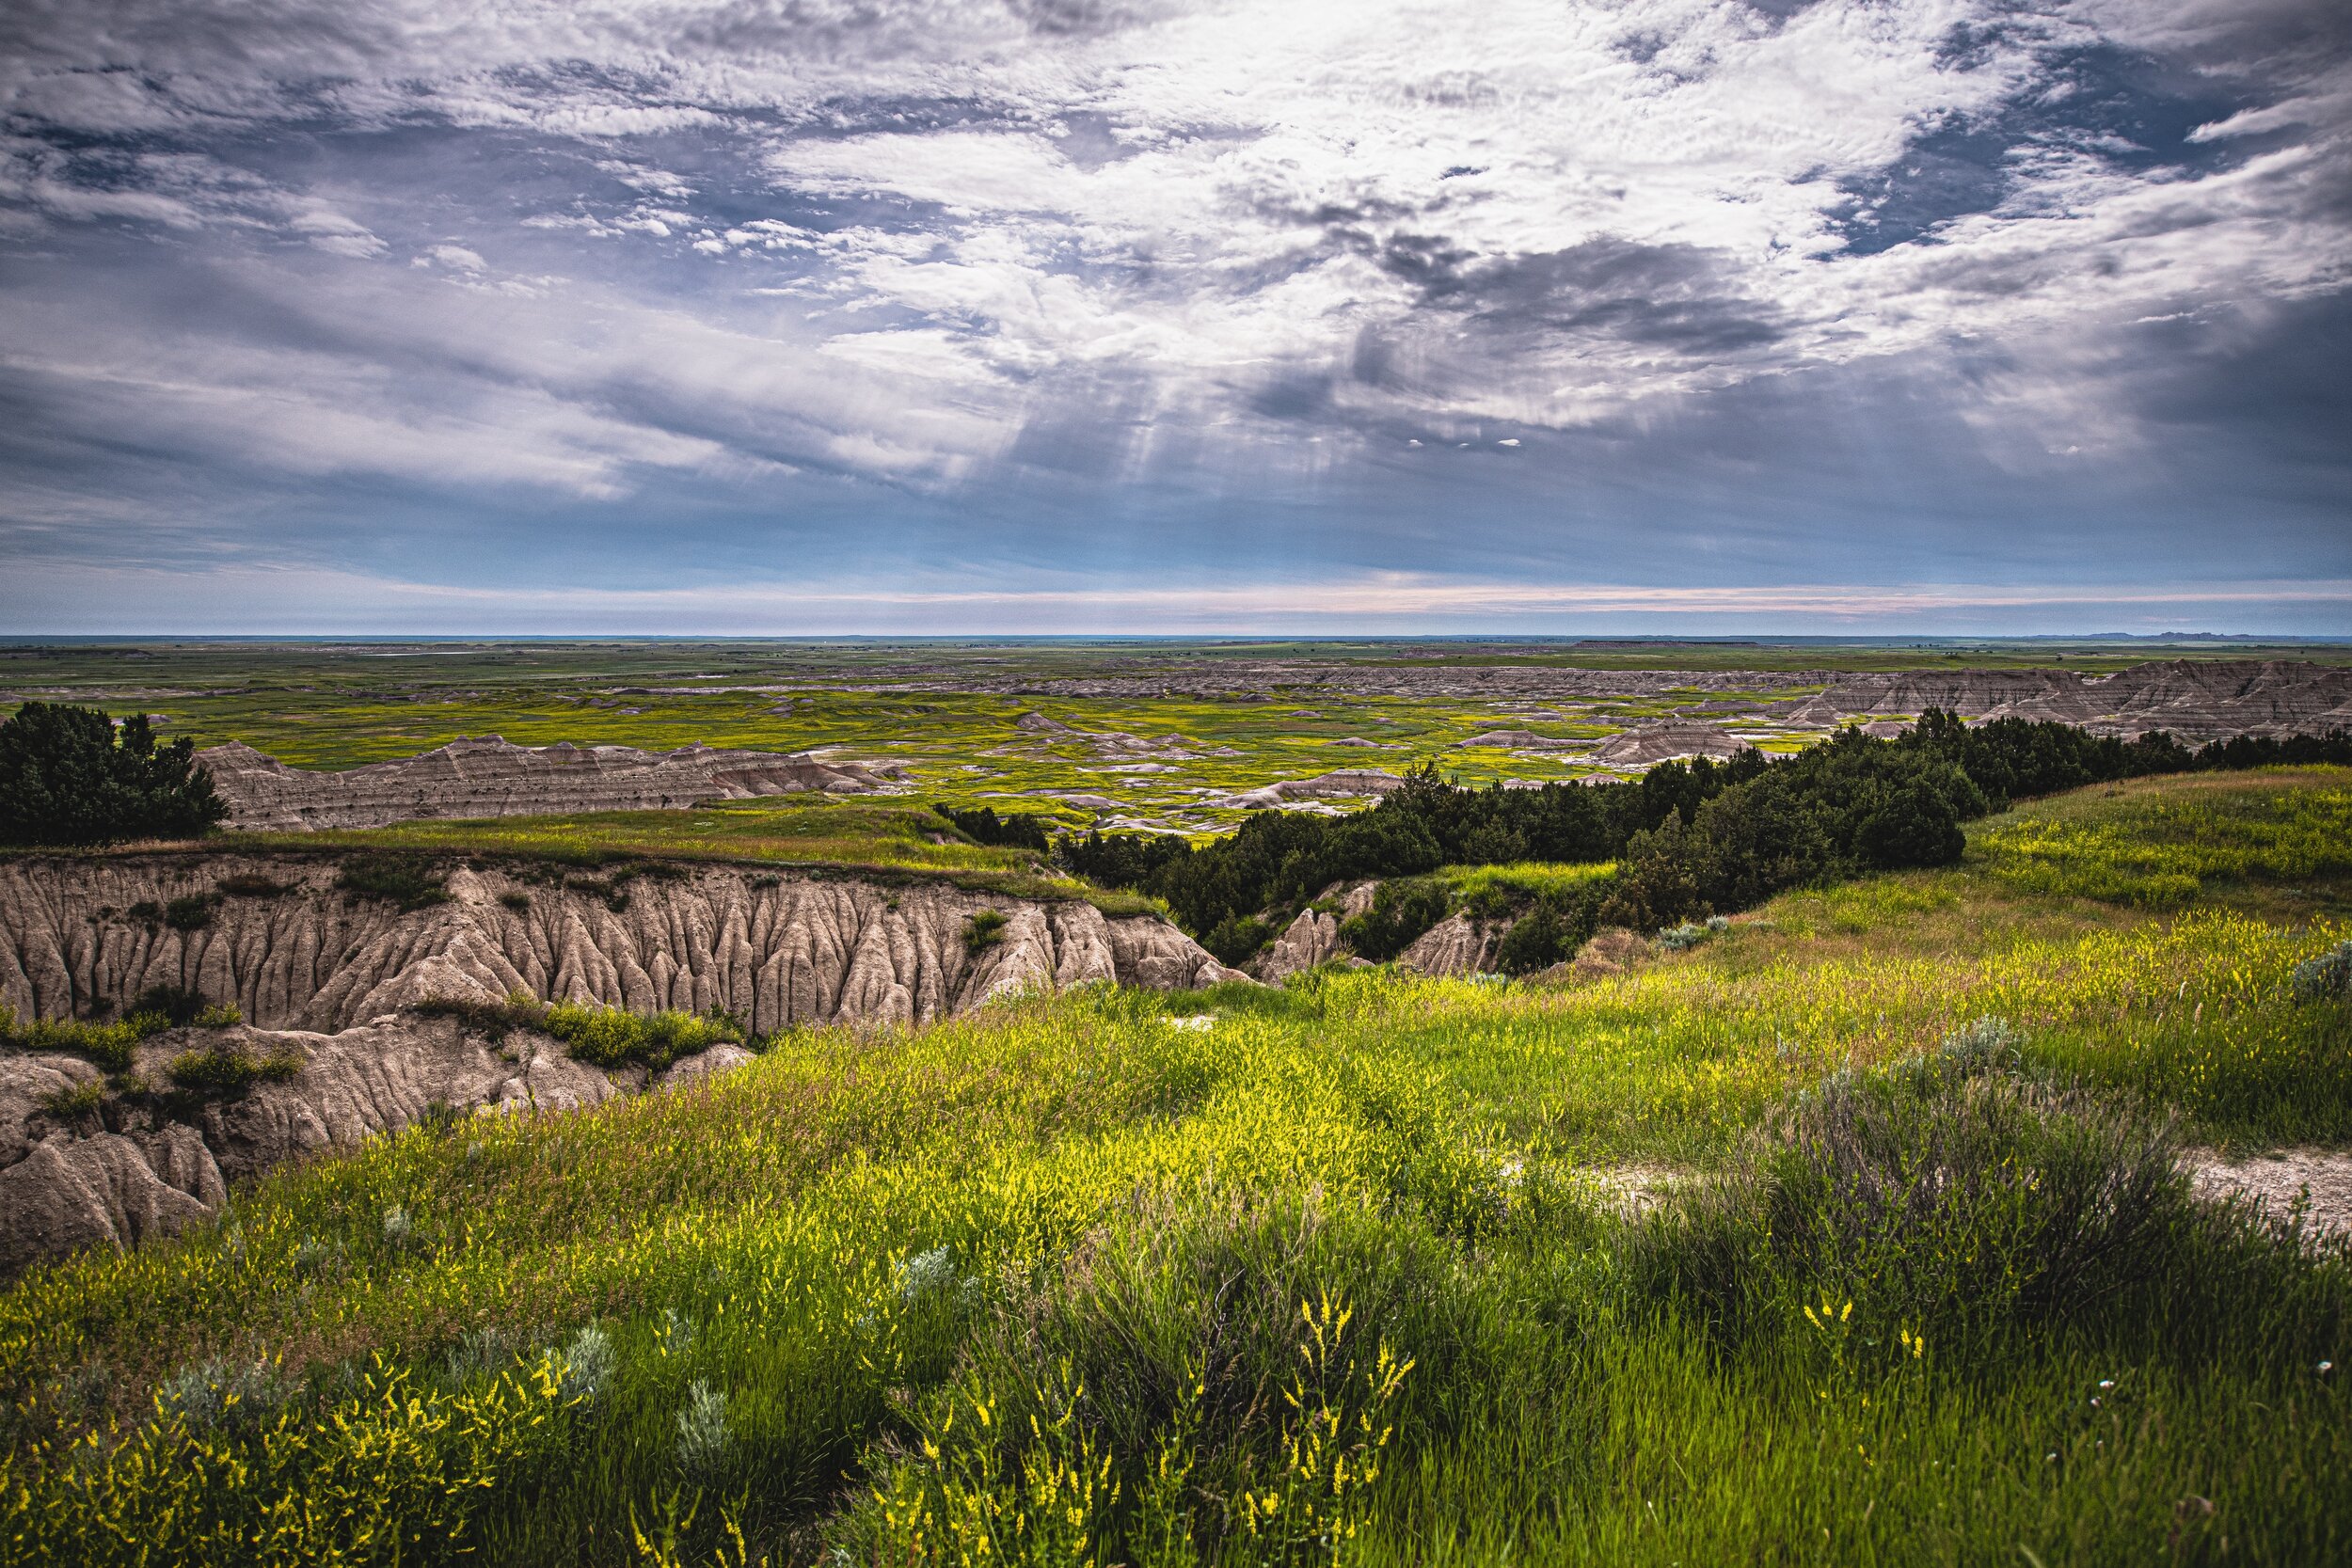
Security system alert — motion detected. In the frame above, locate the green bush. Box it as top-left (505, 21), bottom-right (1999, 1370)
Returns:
top-left (540, 1001), bottom-right (742, 1071)
top-left (1201, 913), bottom-right (1273, 966)
top-left (413, 991), bottom-right (549, 1037)
top-left (2291, 939), bottom-right (2352, 1004)
top-left (336, 853), bottom-right (450, 911)
top-left (163, 894), bottom-right (216, 931)
top-left (0, 702), bottom-right (227, 847)
top-left (1492, 887), bottom-right (1601, 974)
top-left (934, 802), bottom-right (1052, 852)
top-left (214, 873), bottom-right (290, 898)
top-left (0, 1006), bottom-right (148, 1073)
top-left (38, 1080), bottom-right (104, 1117)
top-left (1338, 878), bottom-right (1448, 962)
top-left (127, 985), bottom-right (211, 1028)
top-left (167, 1043), bottom-right (303, 1094)
top-left (963, 909), bottom-right (1009, 955)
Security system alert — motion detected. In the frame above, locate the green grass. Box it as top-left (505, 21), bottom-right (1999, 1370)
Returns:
top-left (3, 772), bottom-right (2350, 1563)
top-left (0, 640), bottom-right (1841, 834)
top-left (1438, 859), bottom-right (1617, 911)
top-left (1972, 767), bottom-right (2352, 913)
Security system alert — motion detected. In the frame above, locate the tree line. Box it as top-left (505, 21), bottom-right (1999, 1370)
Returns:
top-left (1055, 713), bottom-right (2352, 968)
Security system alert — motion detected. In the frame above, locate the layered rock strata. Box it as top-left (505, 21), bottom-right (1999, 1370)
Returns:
top-left (1787, 660), bottom-right (2352, 742)
top-left (1594, 724), bottom-right (1751, 767)
top-left (197, 736), bottom-right (908, 832)
top-left (1215, 770), bottom-right (1406, 810)
top-left (0, 855), bottom-right (1241, 1274)
top-left (861, 657), bottom-right (2352, 744)
top-left (0, 856), bottom-right (1238, 1035)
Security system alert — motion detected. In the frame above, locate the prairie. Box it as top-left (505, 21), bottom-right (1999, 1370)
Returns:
top-left (0, 769), bottom-right (2347, 1565)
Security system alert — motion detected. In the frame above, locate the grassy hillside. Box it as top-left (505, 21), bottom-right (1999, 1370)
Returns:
top-left (2, 771), bottom-right (2348, 1565)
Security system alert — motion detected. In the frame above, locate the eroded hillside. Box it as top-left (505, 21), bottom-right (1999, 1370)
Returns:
top-left (0, 853), bottom-right (1239, 1274)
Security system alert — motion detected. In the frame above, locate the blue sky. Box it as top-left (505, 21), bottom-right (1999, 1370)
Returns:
top-left (0, 0), bottom-right (2346, 635)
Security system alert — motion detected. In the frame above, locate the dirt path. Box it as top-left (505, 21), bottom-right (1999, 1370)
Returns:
top-left (2189, 1148), bottom-right (2352, 1241)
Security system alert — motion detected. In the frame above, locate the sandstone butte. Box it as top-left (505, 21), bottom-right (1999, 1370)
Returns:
top-left (0, 854), bottom-right (1240, 1276)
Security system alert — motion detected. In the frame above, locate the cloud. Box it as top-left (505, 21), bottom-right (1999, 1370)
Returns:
top-left (0, 0), bottom-right (2344, 627)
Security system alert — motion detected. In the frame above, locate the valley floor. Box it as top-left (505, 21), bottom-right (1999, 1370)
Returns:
top-left (1, 768), bottom-right (2348, 1565)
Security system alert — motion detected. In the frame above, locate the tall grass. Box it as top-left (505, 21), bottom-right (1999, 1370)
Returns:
top-left (1973, 768), bottom-right (2352, 906)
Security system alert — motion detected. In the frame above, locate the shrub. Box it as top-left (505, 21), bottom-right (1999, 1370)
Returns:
top-left (415, 991), bottom-right (549, 1037)
top-left (0, 1005), bottom-right (150, 1073)
top-left (0, 702), bottom-right (227, 847)
top-left (193, 1002), bottom-right (243, 1028)
top-left (127, 985), bottom-right (211, 1028)
top-left (1200, 913), bottom-right (1273, 966)
top-left (215, 873), bottom-right (290, 898)
top-left (167, 1043), bottom-right (303, 1094)
top-left (675, 1380), bottom-right (733, 1482)
top-left (540, 1001), bottom-right (741, 1071)
top-left (153, 1357), bottom-right (303, 1435)
top-left (1057, 827), bottom-right (1192, 886)
top-left (38, 1081), bottom-right (104, 1117)
top-left (1855, 778), bottom-right (1967, 869)
top-left (1492, 888), bottom-right (1599, 974)
top-left (336, 853), bottom-right (450, 911)
top-left (163, 894), bottom-right (215, 931)
top-left (2291, 940), bottom-right (2352, 1004)
top-left (963, 909), bottom-right (1009, 955)
top-left (852, 1197), bottom-right (1447, 1564)
top-left (934, 802), bottom-right (1052, 852)
top-left (442, 1326), bottom-right (521, 1384)
top-left (499, 890), bottom-right (532, 912)
top-left (1338, 878), bottom-right (1449, 962)
top-left (1767, 1047), bottom-right (2184, 1343)
top-left (558, 1323), bottom-right (615, 1408)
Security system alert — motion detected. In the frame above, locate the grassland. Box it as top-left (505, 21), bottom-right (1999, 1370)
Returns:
top-left (3, 770), bottom-right (2348, 1564)
top-left (15, 637), bottom-right (2344, 842)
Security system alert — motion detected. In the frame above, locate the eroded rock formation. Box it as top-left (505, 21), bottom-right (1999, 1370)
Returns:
top-left (0, 855), bottom-right (1235, 1034)
top-left (1594, 724), bottom-right (1751, 767)
top-left (1215, 769), bottom-right (1406, 810)
top-left (197, 736), bottom-right (909, 832)
top-left (0, 854), bottom-right (1242, 1275)
top-left (1792, 660), bottom-right (2352, 741)
top-left (1397, 913), bottom-right (1496, 977)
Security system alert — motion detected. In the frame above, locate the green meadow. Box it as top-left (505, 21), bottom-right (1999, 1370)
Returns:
top-left (3, 768), bottom-right (2348, 1565)
top-left (10, 637), bottom-right (2341, 840)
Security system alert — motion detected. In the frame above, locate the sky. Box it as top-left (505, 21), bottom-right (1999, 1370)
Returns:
top-left (0, 0), bottom-right (2347, 636)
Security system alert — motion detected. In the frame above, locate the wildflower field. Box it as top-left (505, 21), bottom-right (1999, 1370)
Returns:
top-left (3, 770), bottom-right (2349, 1565)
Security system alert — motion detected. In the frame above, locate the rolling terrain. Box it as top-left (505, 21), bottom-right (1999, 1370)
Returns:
top-left (0, 767), bottom-right (2346, 1564)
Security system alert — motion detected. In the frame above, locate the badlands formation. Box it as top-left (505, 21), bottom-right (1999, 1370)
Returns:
top-left (0, 853), bottom-right (1238, 1275)
top-left (910, 657), bottom-right (2352, 743)
top-left (197, 735), bottom-right (908, 831)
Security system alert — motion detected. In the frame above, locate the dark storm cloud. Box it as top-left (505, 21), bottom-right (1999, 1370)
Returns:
top-left (1383, 238), bottom-right (1786, 357)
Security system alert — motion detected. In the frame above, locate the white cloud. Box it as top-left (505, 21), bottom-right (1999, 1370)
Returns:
top-left (0, 0), bottom-right (2344, 532)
